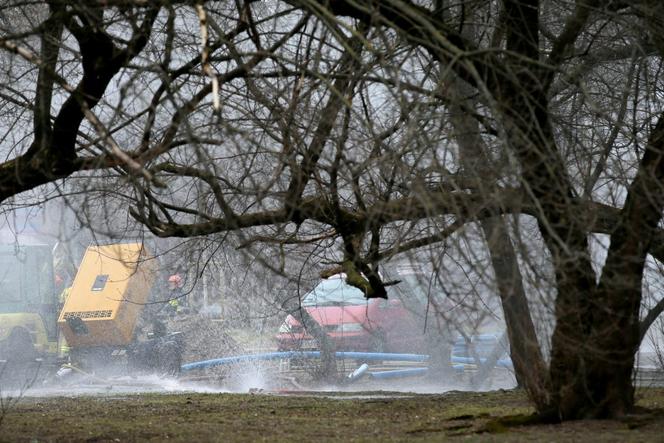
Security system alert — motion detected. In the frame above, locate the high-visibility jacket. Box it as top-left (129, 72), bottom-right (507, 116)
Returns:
top-left (59, 287), bottom-right (71, 305)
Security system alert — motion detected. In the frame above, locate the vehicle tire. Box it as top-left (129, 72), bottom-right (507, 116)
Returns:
top-left (1, 329), bottom-right (39, 388)
top-left (5, 328), bottom-right (37, 362)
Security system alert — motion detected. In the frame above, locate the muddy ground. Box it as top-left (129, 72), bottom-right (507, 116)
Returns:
top-left (1, 388), bottom-right (664, 442)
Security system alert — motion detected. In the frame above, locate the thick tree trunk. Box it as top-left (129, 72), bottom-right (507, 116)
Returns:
top-left (544, 115), bottom-right (664, 420)
top-left (544, 287), bottom-right (641, 419)
top-left (448, 71), bottom-right (550, 409)
top-left (496, 1), bottom-right (602, 419)
top-left (480, 217), bottom-right (550, 405)
top-left (444, 0), bottom-right (662, 420)
top-left (501, 82), bottom-right (603, 419)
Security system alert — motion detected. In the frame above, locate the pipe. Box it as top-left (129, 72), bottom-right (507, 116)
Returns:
top-left (367, 364), bottom-right (467, 380)
top-left (337, 351), bottom-right (429, 362)
top-left (181, 351), bottom-right (513, 372)
top-left (347, 363), bottom-right (369, 381)
top-left (181, 351), bottom-right (430, 372)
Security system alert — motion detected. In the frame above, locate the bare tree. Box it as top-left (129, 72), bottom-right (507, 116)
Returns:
top-left (3, 0), bottom-right (664, 421)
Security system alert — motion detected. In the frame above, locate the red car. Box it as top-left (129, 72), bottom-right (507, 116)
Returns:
top-left (275, 273), bottom-right (438, 353)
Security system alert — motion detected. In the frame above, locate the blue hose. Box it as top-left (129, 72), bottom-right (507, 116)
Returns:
top-left (181, 351), bottom-right (430, 372)
top-left (366, 364), bottom-right (468, 380)
top-left (181, 351), bottom-right (513, 372)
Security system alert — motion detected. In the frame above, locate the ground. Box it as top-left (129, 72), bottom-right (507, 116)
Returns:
top-left (1, 389), bottom-right (664, 442)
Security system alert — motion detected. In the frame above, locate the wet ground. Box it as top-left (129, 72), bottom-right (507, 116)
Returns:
top-left (2, 322), bottom-right (663, 441)
top-left (2, 388), bottom-right (664, 442)
top-left (4, 348), bottom-right (660, 399)
top-left (2, 356), bottom-right (664, 442)
top-left (7, 369), bottom-right (661, 401)
top-left (3, 357), bottom-right (517, 399)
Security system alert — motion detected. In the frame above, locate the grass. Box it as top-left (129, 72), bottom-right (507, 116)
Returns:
top-left (1, 388), bottom-right (663, 441)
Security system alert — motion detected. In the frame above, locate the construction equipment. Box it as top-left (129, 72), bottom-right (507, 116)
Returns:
top-left (59, 243), bottom-right (155, 347)
top-left (58, 243), bottom-right (183, 375)
top-left (0, 244), bottom-right (59, 377)
top-left (1, 242), bottom-right (184, 383)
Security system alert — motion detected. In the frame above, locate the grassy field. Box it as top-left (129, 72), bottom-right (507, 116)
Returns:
top-left (1, 388), bottom-right (664, 442)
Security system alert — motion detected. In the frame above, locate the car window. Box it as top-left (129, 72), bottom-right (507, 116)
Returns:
top-left (301, 278), bottom-right (368, 307)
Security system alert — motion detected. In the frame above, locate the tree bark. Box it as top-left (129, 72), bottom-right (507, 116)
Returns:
top-left (549, 114), bottom-right (664, 419)
top-left (449, 72), bottom-right (550, 409)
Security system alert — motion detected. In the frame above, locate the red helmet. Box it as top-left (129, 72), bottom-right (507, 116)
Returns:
top-left (168, 274), bottom-right (183, 286)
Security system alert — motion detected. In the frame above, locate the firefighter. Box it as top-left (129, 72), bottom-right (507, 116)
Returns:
top-left (166, 273), bottom-right (186, 315)
top-left (58, 285), bottom-right (71, 307)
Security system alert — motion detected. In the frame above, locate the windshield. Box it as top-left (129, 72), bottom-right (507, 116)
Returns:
top-left (301, 278), bottom-right (368, 307)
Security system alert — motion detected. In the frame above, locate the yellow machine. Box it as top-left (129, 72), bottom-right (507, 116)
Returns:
top-left (0, 244), bottom-right (59, 369)
top-left (1, 242), bottom-right (183, 380)
top-left (57, 242), bottom-right (183, 375)
top-left (58, 243), bottom-right (157, 347)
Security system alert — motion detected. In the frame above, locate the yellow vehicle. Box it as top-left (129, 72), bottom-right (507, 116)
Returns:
top-left (59, 242), bottom-right (183, 375)
top-left (0, 245), bottom-right (59, 368)
top-left (1, 242), bottom-right (183, 381)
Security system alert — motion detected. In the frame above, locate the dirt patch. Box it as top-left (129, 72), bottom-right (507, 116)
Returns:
top-left (2, 389), bottom-right (664, 441)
